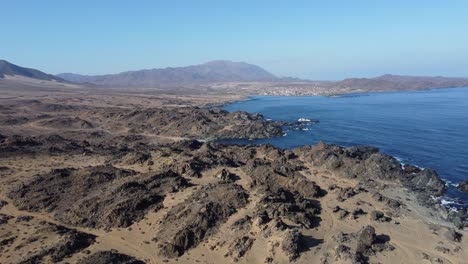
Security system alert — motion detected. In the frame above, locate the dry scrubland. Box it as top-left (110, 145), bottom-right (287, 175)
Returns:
top-left (0, 83), bottom-right (467, 264)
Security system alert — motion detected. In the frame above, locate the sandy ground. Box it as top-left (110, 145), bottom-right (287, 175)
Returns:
top-left (1, 149), bottom-right (466, 264)
top-left (0, 83), bottom-right (466, 264)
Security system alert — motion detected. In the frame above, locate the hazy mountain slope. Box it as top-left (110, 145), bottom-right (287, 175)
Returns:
top-left (332, 74), bottom-right (468, 91)
top-left (0, 60), bottom-right (65, 82)
top-left (57, 60), bottom-right (277, 86)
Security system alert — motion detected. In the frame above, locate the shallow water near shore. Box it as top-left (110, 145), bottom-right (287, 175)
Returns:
top-left (222, 87), bottom-right (468, 208)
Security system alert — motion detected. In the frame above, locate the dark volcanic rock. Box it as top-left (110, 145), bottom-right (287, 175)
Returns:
top-left (457, 181), bottom-right (468, 193)
top-left (0, 199), bottom-right (7, 210)
top-left (307, 142), bottom-right (402, 180)
top-left (0, 213), bottom-right (14, 225)
top-left (351, 208), bottom-right (367, 219)
top-left (356, 225), bottom-right (376, 255)
top-left (370, 210), bottom-right (391, 222)
top-left (405, 169), bottom-right (446, 197)
top-left (336, 186), bottom-right (365, 202)
top-left (226, 236), bottom-right (255, 260)
top-left (334, 244), bottom-right (354, 262)
top-left (0, 134), bottom-right (89, 157)
top-left (356, 225), bottom-right (394, 258)
top-left (156, 183), bottom-right (248, 258)
top-left (371, 192), bottom-right (402, 209)
top-left (282, 229), bottom-right (303, 261)
top-left (8, 165), bottom-right (188, 229)
top-left (115, 151), bottom-right (152, 166)
top-left (345, 145), bottom-right (379, 160)
top-left (255, 189), bottom-right (321, 229)
top-left (332, 225), bottom-right (394, 263)
top-left (18, 223), bottom-right (96, 264)
top-left (231, 216), bottom-right (253, 232)
top-left (445, 228), bottom-right (463, 242)
top-left (38, 116), bottom-right (95, 129)
top-left (215, 168), bottom-right (236, 182)
top-left (91, 107), bottom-right (284, 140)
top-left (303, 141), bottom-right (448, 210)
top-left (403, 165), bottom-right (422, 174)
top-left (77, 250), bottom-right (145, 264)
top-left (332, 206), bottom-right (350, 220)
top-left (15, 215), bottom-right (34, 223)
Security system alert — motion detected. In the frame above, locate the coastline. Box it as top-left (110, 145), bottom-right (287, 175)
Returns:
top-left (220, 90), bottom-right (468, 219)
top-left (0, 87), bottom-right (467, 263)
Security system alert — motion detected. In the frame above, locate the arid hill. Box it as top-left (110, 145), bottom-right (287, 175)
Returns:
top-left (0, 60), bottom-right (65, 82)
top-left (57, 60), bottom-right (277, 86)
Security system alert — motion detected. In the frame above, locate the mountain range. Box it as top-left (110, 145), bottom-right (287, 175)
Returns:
top-left (57, 60), bottom-right (277, 86)
top-left (2, 59), bottom-right (468, 93)
top-left (0, 60), bottom-right (64, 82)
top-left (328, 74), bottom-right (468, 92)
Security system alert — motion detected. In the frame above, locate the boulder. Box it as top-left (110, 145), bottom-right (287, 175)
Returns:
top-left (403, 165), bottom-right (422, 174)
top-left (356, 225), bottom-right (376, 255)
top-left (215, 168), bottom-right (235, 182)
top-left (226, 236), bottom-right (255, 259)
top-left (370, 210), bottom-right (391, 222)
top-left (408, 169), bottom-right (446, 196)
top-left (444, 228), bottom-right (463, 242)
top-left (282, 229), bottom-right (303, 261)
top-left (457, 181), bottom-right (468, 193)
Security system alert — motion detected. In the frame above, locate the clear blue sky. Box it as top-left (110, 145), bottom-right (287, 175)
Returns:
top-left (2, 0), bottom-right (468, 80)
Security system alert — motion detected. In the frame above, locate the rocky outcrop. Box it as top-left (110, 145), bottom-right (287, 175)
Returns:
top-left (114, 151), bottom-right (152, 166)
top-left (445, 228), bottom-right (463, 242)
top-left (304, 142), bottom-right (447, 202)
top-left (226, 236), bottom-right (255, 260)
top-left (77, 251), bottom-right (145, 264)
top-left (305, 142), bottom-right (402, 179)
top-left (8, 165), bottom-right (188, 229)
top-left (0, 200), bottom-right (7, 210)
top-left (0, 134), bottom-right (89, 157)
top-left (282, 229), bottom-right (303, 261)
top-left (215, 168), bottom-right (236, 182)
top-left (17, 222), bottom-right (96, 264)
top-left (37, 116), bottom-right (95, 129)
top-left (0, 124), bottom-right (463, 263)
top-left (86, 107), bottom-right (284, 140)
top-left (457, 181), bottom-right (468, 193)
top-left (404, 168), bottom-right (446, 197)
top-left (333, 225), bottom-right (394, 263)
top-left (370, 210), bottom-right (391, 222)
top-left (0, 213), bottom-right (14, 225)
top-left (156, 183), bottom-right (249, 258)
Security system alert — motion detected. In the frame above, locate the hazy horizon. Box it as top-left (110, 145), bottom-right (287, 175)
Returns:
top-left (2, 1), bottom-right (468, 80)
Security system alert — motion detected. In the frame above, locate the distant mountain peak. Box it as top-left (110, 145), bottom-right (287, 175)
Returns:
top-left (57, 60), bottom-right (277, 86)
top-left (202, 60), bottom-right (247, 65)
top-left (0, 60), bottom-right (64, 82)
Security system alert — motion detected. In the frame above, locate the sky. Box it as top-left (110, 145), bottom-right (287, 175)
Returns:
top-left (1, 0), bottom-right (468, 80)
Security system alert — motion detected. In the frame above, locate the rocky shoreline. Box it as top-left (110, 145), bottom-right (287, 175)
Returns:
top-left (1, 132), bottom-right (466, 262)
top-left (0, 95), bottom-right (467, 263)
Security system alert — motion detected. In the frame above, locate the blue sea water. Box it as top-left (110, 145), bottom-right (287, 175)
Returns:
top-left (222, 87), bottom-right (468, 208)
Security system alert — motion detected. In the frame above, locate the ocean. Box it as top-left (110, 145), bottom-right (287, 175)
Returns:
top-left (222, 87), bottom-right (468, 208)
